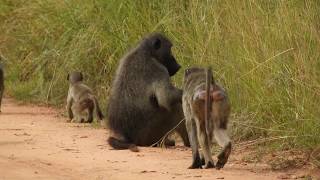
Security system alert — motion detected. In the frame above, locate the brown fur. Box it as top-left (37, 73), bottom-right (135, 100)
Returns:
top-left (66, 72), bottom-right (104, 123)
top-left (182, 67), bottom-right (231, 169)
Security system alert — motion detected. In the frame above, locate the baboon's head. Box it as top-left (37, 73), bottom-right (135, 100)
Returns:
top-left (184, 67), bottom-right (204, 84)
top-left (184, 67), bottom-right (215, 83)
top-left (185, 67), bottom-right (224, 101)
top-left (144, 33), bottom-right (181, 76)
top-left (67, 71), bottom-right (83, 84)
top-left (184, 67), bottom-right (203, 78)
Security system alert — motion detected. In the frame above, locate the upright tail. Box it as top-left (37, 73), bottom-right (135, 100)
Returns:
top-left (108, 136), bottom-right (139, 152)
top-left (205, 67), bottom-right (213, 138)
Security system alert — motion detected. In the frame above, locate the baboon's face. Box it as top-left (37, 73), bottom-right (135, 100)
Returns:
top-left (67, 72), bottom-right (83, 84)
top-left (150, 36), bottom-right (181, 76)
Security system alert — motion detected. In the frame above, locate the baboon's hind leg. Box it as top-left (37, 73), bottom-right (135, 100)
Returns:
top-left (87, 105), bottom-right (94, 123)
top-left (186, 118), bottom-right (202, 169)
top-left (214, 128), bottom-right (231, 170)
top-left (197, 120), bottom-right (214, 169)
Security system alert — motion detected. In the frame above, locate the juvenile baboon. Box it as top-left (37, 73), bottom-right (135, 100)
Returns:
top-left (0, 64), bottom-right (4, 112)
top-left (66, 72), bottom-right (104, 123)
top-left (107, 33), bottom-right (190, 152)
top-left (182, 67), bottom-right (231, 169)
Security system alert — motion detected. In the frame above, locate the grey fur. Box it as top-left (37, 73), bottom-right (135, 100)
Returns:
top-left (107, 33), bottom-right (190, 151)
top-left (182, 67), bottom-right (231, 169)
top-left (66, 72), bottom-right (104, 123)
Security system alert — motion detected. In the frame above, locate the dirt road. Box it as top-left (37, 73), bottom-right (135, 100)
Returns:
top-left (0, 98), bottom-right (317, 180)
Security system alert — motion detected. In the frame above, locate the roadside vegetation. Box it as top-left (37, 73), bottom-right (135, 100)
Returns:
top-left (0, 0), bottom-right (319, 165)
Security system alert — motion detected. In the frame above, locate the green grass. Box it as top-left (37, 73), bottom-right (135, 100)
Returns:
top-left (0, 0), bottom-right (320, 150)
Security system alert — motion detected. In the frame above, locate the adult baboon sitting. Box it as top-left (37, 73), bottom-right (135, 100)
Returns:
top-left (107, 33), bottom-right (190, 151)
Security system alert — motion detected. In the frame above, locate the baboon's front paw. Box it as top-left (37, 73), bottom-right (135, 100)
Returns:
top-left (188, 160), bottom-right (202, 169)
top-left (204, 161), bottom-right (215, 169)
top-left (87, 117), bottom-right (93, 123)
top-left (188, 164), bottom-right (202, 169)
top-left (215, 160), bottom-right (225, 170)
top-left (200, 157), bottom-right (205, 165)
top-left (216, 154), bottom-right (229, 170)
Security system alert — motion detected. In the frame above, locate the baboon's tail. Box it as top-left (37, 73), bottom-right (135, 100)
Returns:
top-left (205, 67), bottom-right (213, 137)
top-left (93, 97), bottom-right (104, 120)
top-left (80, 98), bottom-right (94, 112)
top-left (108, 137), bottom-right (139, 152)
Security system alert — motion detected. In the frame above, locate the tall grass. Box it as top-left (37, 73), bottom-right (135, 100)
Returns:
top-left (0, 0), bottom-right (319, 149)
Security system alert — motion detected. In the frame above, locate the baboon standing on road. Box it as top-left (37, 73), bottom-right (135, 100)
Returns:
top-left (182, 67), bottom-right (231, 169)
top-left (66, 72), bottom-right (104, 123)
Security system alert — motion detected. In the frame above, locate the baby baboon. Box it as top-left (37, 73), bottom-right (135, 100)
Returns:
top-left (66, 72), bottom-right (104, 123)
top-left (0, 64), bottom-right (4, 112)
top-left (107, 33), bottom-right (190, 152)
top-left (182, 67), bottom-right (231, 169)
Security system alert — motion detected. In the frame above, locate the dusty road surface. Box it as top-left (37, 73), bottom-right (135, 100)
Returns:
top-left (0, 98), bottom-right (318, 180)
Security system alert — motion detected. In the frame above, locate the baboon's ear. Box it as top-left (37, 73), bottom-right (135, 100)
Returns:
top-left (152, 38), bottom-right (161, 50)
top-left (67, 73), bottom-right (70, 81)
top-left (184, 68), bottom-right (192, 77)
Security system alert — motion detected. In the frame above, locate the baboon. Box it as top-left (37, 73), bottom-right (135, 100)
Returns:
top-left (182, 67), bottom-right (231, 169)
top-left (0, 64), bottom-right (4, 112)
top-left (107, 33), bottom-right (190, 152)
top-left (66, 71), bottom-right (104, 123)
